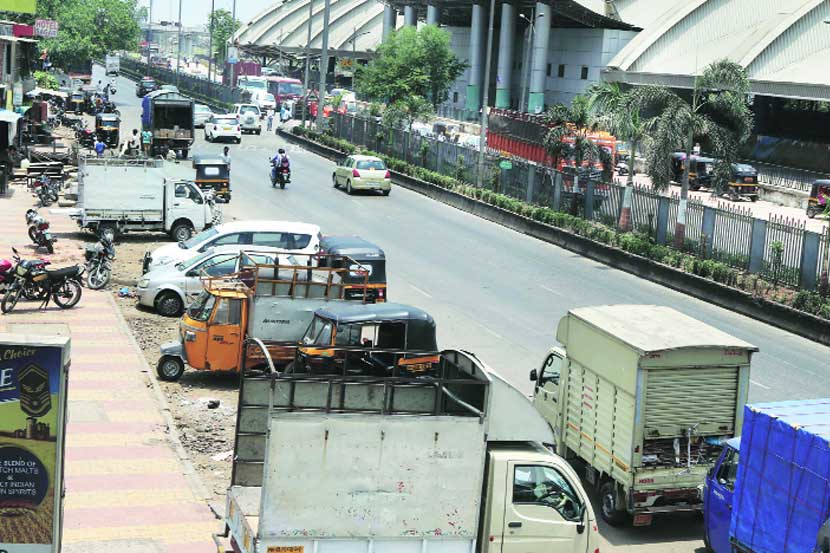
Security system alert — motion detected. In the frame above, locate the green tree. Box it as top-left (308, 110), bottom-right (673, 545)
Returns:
top-left (358, 26), bottom-right (465, 108)
top-left (37, 0), bottom-right (142, 71)
top-left (631, 60), bottom-right (753, 247)
top-left (543, 96), bottom-right (608, 171)
top-left (587, 81), bottom-right (647, 230)
top-left (33, 70), bottom-right (59, 90)
top-left (383, 95), bottom-right (433, 133)
top-left (210, 9), bottom-right (240, 66)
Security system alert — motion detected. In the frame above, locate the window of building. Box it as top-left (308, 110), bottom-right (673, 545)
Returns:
top-left (581, 66), bottom-right (589, 80)
top-left (453, 91), bottom-right (458, 103)
top-left (557, 64), bottom-right (565, 78)
top-left (546, 63), bottom-right (552, 77)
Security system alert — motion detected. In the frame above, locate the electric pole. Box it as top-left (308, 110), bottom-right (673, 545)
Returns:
top-left (146, 0), bottom-right (153, 66)
top-left (316, 0), bottom-right (331, 130)
top-left (301, 0), bottom-right (313, 127)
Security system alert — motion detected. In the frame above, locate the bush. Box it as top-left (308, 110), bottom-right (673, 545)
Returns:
top-left (792, 291), bottom-right (824, 315)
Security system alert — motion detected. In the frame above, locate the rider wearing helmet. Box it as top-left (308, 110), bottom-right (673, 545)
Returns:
top-left (270, 148), bottom-right (291, 184)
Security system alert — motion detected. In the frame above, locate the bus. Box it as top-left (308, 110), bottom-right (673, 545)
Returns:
top-left (265, 76), bottom-right (304, 108)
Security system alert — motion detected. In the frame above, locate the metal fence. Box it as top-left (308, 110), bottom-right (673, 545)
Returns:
top-left (745, 159), bottom-right (828, 193)
top-left (120, 57), bottom-right (248, 108)
top-left (332, 113), bottom-right (828, 290)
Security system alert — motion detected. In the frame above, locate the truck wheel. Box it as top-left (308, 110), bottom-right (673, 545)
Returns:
top-left (170, 222), bottom-right (193, 242)
top-left (156, 355), bottom-right (185, 381)
top-left (155, 291), bottom-right (184, 317)
top-left (599, 481), bottom-right (628, 527)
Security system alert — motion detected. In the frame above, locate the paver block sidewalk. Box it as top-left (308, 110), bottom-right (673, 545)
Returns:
top-left (0, 185), bottom-right (217, 552)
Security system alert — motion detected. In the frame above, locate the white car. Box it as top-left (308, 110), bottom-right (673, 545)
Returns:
top-left (252, 91), bottom-right (277, 115)
top-left (142, 220), bottom-right (322, 273)
top-left (138, 246), bottom-right (285, 316)
top-left (232, 104), bottom-right (262, 134)
top-left (205, 114), bottom-right (241, 143)
top-left (193, 104), bottom-right (213, 128)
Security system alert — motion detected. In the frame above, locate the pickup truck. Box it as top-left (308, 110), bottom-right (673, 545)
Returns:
top-left (531, 304), bottom-right (757, 526)
top-left (217, 348), bottom-right (599, 553)
top-left (702, 399), bottom-right (830, 553)
top-left (73, 157), bottom-right (222, 241)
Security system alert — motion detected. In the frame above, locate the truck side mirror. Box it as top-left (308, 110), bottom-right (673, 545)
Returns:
top-left (529, 369), bottom-right (538, 382)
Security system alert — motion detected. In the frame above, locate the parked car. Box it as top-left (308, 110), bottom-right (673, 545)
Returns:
top-left (332, 155), bottom-right (392, 196)
top-left (204, 114), bottom-right (241, 143)
top-left (137, 246), bottom-right (284, 316)
top-left (193, 103), bottom-right (213, 128)
top-left (142, 219), bottom-right (322, 273)
top-left (252, 91), bottom-right (277, 116)
top-left (232, 103), bottom-right (262, 134)
top-left (135, 77), bottom-right (157, 97)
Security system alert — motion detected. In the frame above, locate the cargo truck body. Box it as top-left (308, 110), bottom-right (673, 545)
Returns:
top-left (532, 305), bottom-right (756, 526)
top-left (141, 90), bottom-right (195, 159)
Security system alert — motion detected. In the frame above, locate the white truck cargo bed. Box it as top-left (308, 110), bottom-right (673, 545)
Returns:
top-left (227, 414), bottom-right (486, 553)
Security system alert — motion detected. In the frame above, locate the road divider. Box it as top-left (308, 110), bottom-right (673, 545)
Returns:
top-left (280, 128), bottom-right (830, 347)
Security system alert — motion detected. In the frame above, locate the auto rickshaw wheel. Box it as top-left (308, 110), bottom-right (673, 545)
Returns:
top-left (156, 355), bottom-right (185, 381)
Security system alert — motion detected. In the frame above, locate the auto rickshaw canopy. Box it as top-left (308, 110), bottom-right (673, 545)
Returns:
top-left (319, 235), bottom-right (386, 283)
top-left (811, 180), bottom-right (830, 198)
top-left (311, 302), bottom-right (437, 351)
top-left (96, 113), bottom-right (120, 127)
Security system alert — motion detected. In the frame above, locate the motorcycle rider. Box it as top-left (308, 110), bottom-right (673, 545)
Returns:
top-left (270, 148), bottom-right (291, 184)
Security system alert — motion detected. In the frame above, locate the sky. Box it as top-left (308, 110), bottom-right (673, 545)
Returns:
top-left (139, 0), bottom-right (275, 28)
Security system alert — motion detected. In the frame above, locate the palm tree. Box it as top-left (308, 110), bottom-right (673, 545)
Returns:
top-left (631, 60), bottom-right (753, 248)
top-left (543, 96), bottom-right (606, 173)
top-left (587, 82), bottom-right (647, 231)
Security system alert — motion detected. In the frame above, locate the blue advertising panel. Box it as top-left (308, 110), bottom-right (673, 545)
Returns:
top-left (0, 333), bottom-right (70, 553)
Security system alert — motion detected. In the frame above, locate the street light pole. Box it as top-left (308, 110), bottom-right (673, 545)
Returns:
top-left (475, 0), bottom-right (497, 188)
top-left (146, 0), bottom-right (153, 66)
top-left (316, 0), bottom-right (331, 130)
top-left (207, 0), bottom-right (216, 82)
top-left (176, 0), bottom-right (183, 86)
top-left (350, 29), bottom-right (369, 93)
top-left (301, 0), bottom-right (313, 128)
top-left (278, 29), bottom-right (284, 73)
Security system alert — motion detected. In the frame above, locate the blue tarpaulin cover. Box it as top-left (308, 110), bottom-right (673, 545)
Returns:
top-left (731, 399), bottom-right (830, 553)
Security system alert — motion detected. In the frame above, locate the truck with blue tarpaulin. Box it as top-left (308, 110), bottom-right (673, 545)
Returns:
top-left (702, 399), bottom-right (830, 553)
top-left (141, 90), bottom-right (194, 159)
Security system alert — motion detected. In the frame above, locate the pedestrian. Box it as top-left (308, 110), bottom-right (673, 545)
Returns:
top-left (280, 102), bottom-right (290, 125)
top-left (94, 137), bottom-right (106, 158)
top-left (222, 146), bottom-right (231, 172)
top-left (267, 110), bottom-right (274, 132)
top-left (141, 128), bottom-right (153, 158)
top-left (693, 142), bottom-right (701, 156)
top-left (127, 129), bottom-right (140, 157)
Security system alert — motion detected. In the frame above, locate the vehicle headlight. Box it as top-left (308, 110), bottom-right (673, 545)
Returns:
top-left (137, 278), bottom-right (150, 288)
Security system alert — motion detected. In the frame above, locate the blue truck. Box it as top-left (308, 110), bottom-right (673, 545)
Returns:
top-left (703, 399), bottom-right (830, 553)
top-left (141, 90), bottom-right (194, 159)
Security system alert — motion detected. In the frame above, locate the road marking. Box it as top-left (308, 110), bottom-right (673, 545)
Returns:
top-left (540, 284), bottom-right (563, 296)
top-left (408, 283), bottom-right (433, 298)
top-left (473, 320), bottom-right (504, 340)
top-left (750, 379), bottom-right (771, 390)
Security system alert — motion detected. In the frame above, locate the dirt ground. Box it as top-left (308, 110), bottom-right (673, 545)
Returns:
top-left (102, 232), bottom-right (240, 505)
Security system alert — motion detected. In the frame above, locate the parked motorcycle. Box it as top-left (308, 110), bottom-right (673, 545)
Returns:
top-left (84, 235), bottom-right (115, 290)
top-left (0, 257), bottom-right (15, 295)
top-left (270, 160), bottom-right (291, 189)
top-left (1, 248), bottom-right (83, 313)
top-left (26, 212), bottom-right (56, 254)
top-left (31, 176), bottom-right (59, 207)
top-left (76, 126), bottom-right (96, 149)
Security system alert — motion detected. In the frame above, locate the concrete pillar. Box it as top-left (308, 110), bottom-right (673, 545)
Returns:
top-left (465, 2), bottom-right (486, 112)
top-left (528, 1), bottom-right (551, 114)
top-left (800, 231), bottom-right (821, 290)
top-left (495, 2), bottom-right (515, 109)
top-left (748, 218), bottom-right (767, 274)
top-left (382, 5), bottom-right (397, 40)
top-left (404, 5), bottom-right (417, 26)
top-left (426, 4), bottom-right (440, 25)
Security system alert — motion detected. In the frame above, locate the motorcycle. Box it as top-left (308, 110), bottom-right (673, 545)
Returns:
top-left (616, 162), bottom-right (634, 176)
top-left (84, 235), bottom-right (116, 290)
top-left (270, 159), bottom-right (291, 189)
top-left (0, 257), bottom-right (15, 295)
top-left (1, 248), bottom-right (83, 313)
top-left (32, 176), bottom-right (59, 207)
top-left (27, 213), bottom-right (56, 254)
top-left (76, 126), bottom-right (96, 149)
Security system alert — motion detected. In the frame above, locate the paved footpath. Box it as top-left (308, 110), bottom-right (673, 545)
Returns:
top-left (0, 184), bottom-right (217, 552)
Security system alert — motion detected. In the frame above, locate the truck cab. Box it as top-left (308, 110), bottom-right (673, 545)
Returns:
top-left (702, 438), bottom-right (740, 553)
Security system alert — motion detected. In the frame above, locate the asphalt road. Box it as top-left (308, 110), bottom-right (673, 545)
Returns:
top-left (102, 67), bottom-right (829, 552)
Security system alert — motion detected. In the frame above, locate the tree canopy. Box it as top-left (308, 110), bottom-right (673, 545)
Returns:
top-left (210, 9), bottom-right (240, 65)
top-left (33, 0), bottom-right (142, 71)
top-left (357, 25), bottom-right (466, 108)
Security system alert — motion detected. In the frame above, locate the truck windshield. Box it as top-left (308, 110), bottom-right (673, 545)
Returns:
top-left (187, 291), bottom-right (216, 322)
top-left (302, 317), bottom-right (333, 346)
top-left (180, 227), bottom-right (218, 249)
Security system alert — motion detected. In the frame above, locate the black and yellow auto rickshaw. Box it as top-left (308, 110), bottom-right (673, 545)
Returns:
top-left (292, 302), bottom-right (438, 377)
top-left (192, 154), bottom-right (230, 202)
top-left (807, 180), bottom-right (830, 219)
top-left (318, 235), bottom-right (386, 302)
top-left (95, 113), bottom-right (120, 148)
top-left (671, 152), bottom-right (716, 190)
top-left (70, 91), bottom-right (85, 115)
top-left (726, 163), bottom-right (759, 202)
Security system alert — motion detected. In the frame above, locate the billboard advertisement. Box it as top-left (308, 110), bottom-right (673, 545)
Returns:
top-left (0, 0), bottom-right (36, 15)
top-left (0, 333), bottom-right (70, 553)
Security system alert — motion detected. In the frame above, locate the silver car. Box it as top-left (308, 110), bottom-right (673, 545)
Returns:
top-left (137, 246), bottom-right (282, 317)
top-left (193, 104), bottom-right (213, 128)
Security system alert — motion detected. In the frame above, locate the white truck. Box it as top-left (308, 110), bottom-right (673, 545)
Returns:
top-left (73, 158), bottom-right (222, 241)
top-left (531, 305), bottom-right (757, 527)
top-left (218, 348), bottom-right (600, 553)
top-left (105, 53), bottom-right (120, 76)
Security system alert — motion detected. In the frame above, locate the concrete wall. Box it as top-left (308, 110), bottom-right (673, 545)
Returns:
top-left (443, 25), bottom-right (637, 110)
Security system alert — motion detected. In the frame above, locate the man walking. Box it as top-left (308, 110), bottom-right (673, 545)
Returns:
top-left (267, 110), bottom-right (274, 132)
top-left (141, 128), bottom-right (153, 158)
